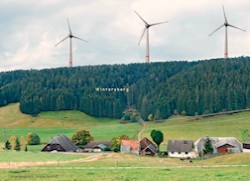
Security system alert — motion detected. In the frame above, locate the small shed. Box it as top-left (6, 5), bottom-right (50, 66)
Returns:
top-left (41, 135), bottom-right (78, 152)
top-left (82, 141), bottom-right (111, 152)
top-left (214, 142), bottom-right (235, 154)
top-left (243, 142), bottom-right (250, 149)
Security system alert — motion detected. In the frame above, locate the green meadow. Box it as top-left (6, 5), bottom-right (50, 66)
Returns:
top-left (0, 153), bottom-right (249, 180)
top-left (0, 103), bottom-right (250, 180)
top-left (0, 103), bottom-right (141, 146)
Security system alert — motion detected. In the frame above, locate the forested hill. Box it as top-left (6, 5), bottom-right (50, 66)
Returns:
top-left (0, 57), bottom-right (250, 120)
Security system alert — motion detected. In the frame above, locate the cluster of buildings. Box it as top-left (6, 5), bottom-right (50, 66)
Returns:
top-left (41, 134), bottom-right (250, 159)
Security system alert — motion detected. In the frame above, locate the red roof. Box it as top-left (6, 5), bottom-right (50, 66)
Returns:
top-left (121, 140), bottom-right (139, 151)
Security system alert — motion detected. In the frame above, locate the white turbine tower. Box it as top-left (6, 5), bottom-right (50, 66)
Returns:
top-left (55, 19), bottom-right (88, 67)
top-left (134, 11), bottom-right (168, 63)
top-left (209, 5), bottom-right (245, 59)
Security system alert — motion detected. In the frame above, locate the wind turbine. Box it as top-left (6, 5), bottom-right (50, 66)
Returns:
top-left (134, 11), bottom-right (168, 63)
top-left (209, 5), bottom-right (245, 59)
top-left (55, 19), bottom-right (88, 67)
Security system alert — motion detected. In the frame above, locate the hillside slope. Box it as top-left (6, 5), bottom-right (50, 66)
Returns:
top-left (0, 57), bottom-right (249, 119)
top-left (0, 103), bottom-right (141, 143)
top-left (0, 103), bottom-right (249, 144)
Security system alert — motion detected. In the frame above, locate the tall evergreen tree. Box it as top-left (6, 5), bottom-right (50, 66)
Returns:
top-left (5, 140), bottom-right (11, 150)
top-left (203, 137), bottom-right (214, 155)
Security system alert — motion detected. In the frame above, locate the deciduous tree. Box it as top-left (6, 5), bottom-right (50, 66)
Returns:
top-left (71, 130), bottom-right (94, 148)
top-left (150, 130), bottom-right (164, 148)
top-left (27, 132), bottom-right (41, 145)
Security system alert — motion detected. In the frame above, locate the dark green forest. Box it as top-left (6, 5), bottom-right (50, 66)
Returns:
top-left (0, 57), bottom-right (250, 120)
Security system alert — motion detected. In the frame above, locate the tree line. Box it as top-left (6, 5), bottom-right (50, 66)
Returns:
top-left (0, 57), bottom-right (249, 120)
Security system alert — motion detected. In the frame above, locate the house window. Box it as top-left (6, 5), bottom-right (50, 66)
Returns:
top-left (178, 152), bottom-right (181, 154)
top-left (185, 152), bottom-right (188, 154)
top-left (171, 152), bottom-right (174, 154)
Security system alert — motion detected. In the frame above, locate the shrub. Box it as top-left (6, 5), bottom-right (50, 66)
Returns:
top-left (27, 132), bottom-right (41, 145)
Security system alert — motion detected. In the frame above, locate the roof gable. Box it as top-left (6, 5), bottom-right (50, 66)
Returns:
top-left (140, 137), bottom-right (156, 149)
top-left (46, 135), bottom-right (79, 152)
top-left (168, 140), bottom-right (194, 152)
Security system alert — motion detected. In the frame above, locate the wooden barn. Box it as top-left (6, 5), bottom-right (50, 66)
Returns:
top-left (41, 135), bottom-right (79, 152)
top-left (214, 142), bottom-right (235, 154)
top-left (139, 137), bottom-right (158, 156)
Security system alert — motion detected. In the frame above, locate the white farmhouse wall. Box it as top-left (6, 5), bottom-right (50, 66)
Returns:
top-left (168, 151), bottom-right (197, 158)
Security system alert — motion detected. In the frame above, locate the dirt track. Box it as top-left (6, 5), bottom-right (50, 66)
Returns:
top-left (0, 153), bottom-right (109, 169)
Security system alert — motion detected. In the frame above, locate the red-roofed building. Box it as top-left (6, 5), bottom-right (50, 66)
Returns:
top-left (120, 140), bottom-right (139, 155)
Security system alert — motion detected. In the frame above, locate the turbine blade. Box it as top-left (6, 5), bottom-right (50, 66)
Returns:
top-left (138, 27), bottom-right (147, 45)
top-left (72, 35), bottom-right (88, 42)
top-left (209, 24), bottom-right (224, 36)
top-left (222, 5), bottom-right (228, 23)
top-left (228, 24), bottom-right (246, 32)
top-left (150, 21), bottom-right (168, 27)
top-left (55, 36), bottom-right (69, 46)
top-left (134, 10), bottom-right (148, 25)
top-left (67, 18), bottom-right (72, 35)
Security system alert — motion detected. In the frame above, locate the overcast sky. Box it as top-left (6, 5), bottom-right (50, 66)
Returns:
top-left (0, 0), bottom-right (249, 72)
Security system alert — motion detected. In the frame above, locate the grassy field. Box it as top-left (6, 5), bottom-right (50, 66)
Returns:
top-left (0, 103), bottom-right (250, 180)
top-left (0, 152), bottom-right (249, 180)
top-left (142, 113), bottom-right (250, 143)
top-left (0, 103), bottom-right (141, 145)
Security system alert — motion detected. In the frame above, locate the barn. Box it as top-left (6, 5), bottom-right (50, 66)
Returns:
top-left (214, 142), bottom-right (235, 154)
top-left (195, 137), bottom-right (243, 155)
top-left (139, 137), bottom-right (158, 156)
top-left (41, 135), bottom-right (79, 152)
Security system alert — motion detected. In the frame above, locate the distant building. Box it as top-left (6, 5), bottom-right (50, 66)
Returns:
top-left (167, 140), bottom-right (196, 158)
top-left (195, 137), bottom-right (243, 155)
top-left (139, 137), bottom-right (158, 156)
top-left (243, 142), bottom-right (250, 149)
top-left (82, 141), bottom-right (111, 152)
top-left (41, 135), bottom-right (79, 152)
top-left (120, 140), bottom-right (139, 155)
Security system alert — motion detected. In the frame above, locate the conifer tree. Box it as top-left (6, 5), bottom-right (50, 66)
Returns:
top-left (14, 138), bottom-right (21, 151)
top-left (203, 137), bottom-right (214, 154)
top-left (5, 140), bottom-right (11, 150)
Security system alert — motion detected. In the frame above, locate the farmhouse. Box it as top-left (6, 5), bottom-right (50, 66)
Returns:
top-left (195, 137), bottom-right (243, 155)
top-left (139, 137), bottom-right (158, 156)
top-left (41, 135), bottom-right (79, 152)
top-left (82, 141), bottom-right (111, 152)
top-left (167, 140), bottom-right (196, 158)
top-left (120, 140), bottom-right (139, 155)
